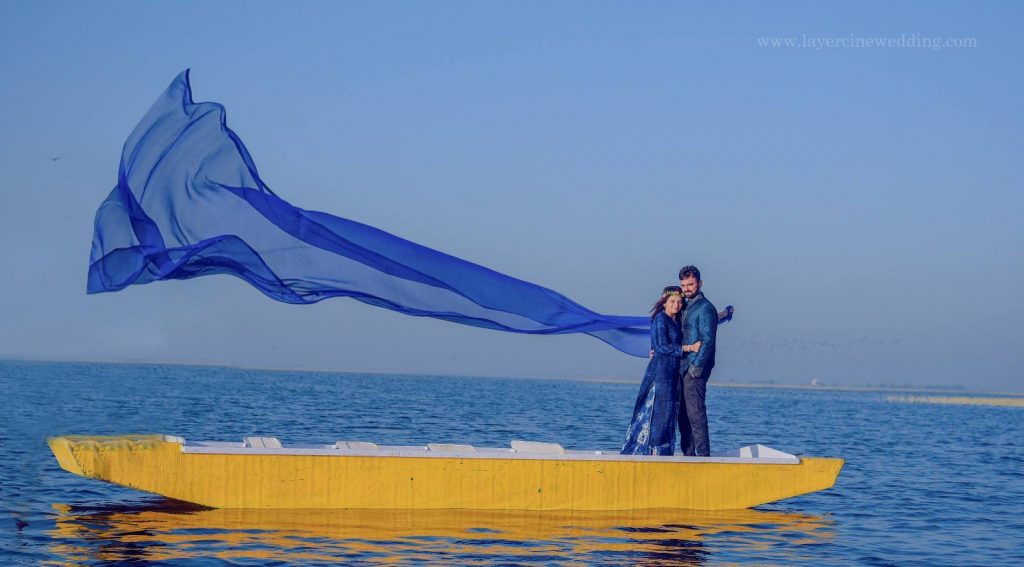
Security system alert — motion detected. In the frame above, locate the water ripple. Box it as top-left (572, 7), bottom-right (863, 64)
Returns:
top-left (2, 360), bottom-right (1022, 565)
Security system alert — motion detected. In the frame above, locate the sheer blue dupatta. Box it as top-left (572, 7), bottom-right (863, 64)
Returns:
top-left (88, 71), bottom-right (653, 356)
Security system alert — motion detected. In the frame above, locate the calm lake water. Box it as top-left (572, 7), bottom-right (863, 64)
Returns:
top-left (2, 360), bottom-right (1022, 565)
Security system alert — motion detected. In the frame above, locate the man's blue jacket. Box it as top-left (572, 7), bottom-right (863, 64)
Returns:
top-left (681, 291), bottom-right (717, 378)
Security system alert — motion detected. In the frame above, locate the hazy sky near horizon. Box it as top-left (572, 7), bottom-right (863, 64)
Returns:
top-left (1, 1), bottom-right (1021, 390)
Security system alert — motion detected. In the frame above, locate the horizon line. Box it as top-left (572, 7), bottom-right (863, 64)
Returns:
top-left (2, 356), bottom-right (1020, 397)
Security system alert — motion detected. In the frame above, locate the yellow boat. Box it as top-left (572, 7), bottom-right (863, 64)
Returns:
top-left (47, 434), bottom-right (842, 510)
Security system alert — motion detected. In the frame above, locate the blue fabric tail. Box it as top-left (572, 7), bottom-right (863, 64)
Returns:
top-left (88, 71), bottom-right (655, 356)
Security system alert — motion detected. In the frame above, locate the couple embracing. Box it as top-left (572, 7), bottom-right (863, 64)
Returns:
top-left (622, 265), bottom-right (729, 457)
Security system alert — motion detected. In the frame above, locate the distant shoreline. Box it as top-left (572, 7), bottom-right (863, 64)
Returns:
top-left (2, 356), bottom-right (1021, 397)
top-left (887, 395), bottom-right (1024, 408)
top-left (711, 382), bottom-right (1024, 397)
top-left (575, 375), bottom-right (1023, 397)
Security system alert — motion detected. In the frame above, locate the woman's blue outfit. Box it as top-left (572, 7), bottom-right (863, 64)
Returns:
top-left (621, 311), bottom-right (683, 456)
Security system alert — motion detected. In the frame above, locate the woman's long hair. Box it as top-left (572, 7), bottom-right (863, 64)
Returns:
top-left (651, 286), bottom-right (683, 321)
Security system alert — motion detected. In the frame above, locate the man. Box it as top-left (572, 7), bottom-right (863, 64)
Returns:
top-left (677, 265), bottom-right (717, 457)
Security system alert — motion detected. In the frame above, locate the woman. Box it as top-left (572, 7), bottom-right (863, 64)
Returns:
top-left (621, 286), bottom-right (701, 456)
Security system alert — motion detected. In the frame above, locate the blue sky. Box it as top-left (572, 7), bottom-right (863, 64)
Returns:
top-left (1, 1), bottom-right (1020, 390)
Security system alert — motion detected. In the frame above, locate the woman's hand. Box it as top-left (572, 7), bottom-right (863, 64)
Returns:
top-left (684, 341), bottom-right (702, 353)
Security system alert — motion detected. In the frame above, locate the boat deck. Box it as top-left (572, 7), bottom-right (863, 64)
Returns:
top-left (175, 435), bottom-right (802, 464)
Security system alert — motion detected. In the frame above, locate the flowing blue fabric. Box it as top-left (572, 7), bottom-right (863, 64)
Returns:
top-left (88, 71), bottom-right (657, 355)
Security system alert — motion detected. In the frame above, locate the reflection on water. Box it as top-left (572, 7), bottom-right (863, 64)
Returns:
top-left (8, 362), bottom-right (1023, 564)
top-left (48, 500), bottom-right (833, 565)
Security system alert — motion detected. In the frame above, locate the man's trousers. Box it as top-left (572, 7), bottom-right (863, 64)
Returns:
top-left (678, 368), bottom-right (711, 456)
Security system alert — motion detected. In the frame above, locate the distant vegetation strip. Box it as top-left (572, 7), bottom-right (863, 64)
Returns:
top-left (712, 382), bottom-right (1023, 396)
top-left (887, 395), bottom-right (1024, 408)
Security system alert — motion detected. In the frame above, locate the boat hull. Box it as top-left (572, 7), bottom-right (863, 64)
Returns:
top-left (48, 435), bottom-right (843, 510)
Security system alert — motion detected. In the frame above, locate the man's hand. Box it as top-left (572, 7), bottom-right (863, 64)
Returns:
top-left (683, 341), bottom-right (702, 353)
top-left (649, 350), bottom-right (654, 359)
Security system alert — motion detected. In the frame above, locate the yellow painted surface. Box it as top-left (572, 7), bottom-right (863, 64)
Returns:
top-left (47, 435), bottom-right (843, 510)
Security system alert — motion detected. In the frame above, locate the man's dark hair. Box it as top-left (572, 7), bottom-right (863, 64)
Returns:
top-left (678, 265), bottom-right (701, 281)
